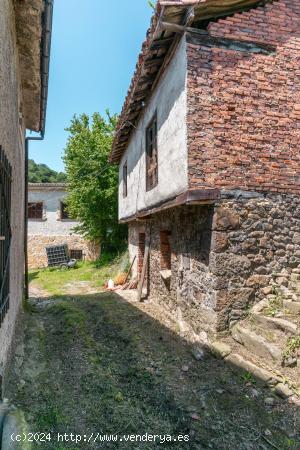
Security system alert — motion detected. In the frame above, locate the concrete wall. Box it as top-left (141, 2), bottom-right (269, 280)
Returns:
top-left (0, 0), bottom-right (25, 374)
top-left (118, 37), bottom-right (188, 221)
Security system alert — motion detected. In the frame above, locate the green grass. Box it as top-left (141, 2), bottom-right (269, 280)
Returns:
top-left (29, 252), bottom-right (129, 296)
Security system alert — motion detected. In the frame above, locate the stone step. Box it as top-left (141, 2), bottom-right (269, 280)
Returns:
top-left (283, 300), bottom-right (300, 315)
top-left (231, 324), bottom-right (282, 362)
top-left (290, 273), bottom-right (300, 282)
top-left (252, 313), bottom-right (298, 335)
top-left (225, 353), bottom-right (281, 385)
top-left (287, 283), bottom-right (300, 293)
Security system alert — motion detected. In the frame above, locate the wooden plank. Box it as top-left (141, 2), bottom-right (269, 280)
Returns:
top-left (137, 244), bottom-right (150, 302)
top-left (150, 37), bottom-right (173, 50)
top-left (159, 22), bottom-right (276, 54)
top-left (124, 255), bottom-right (136, 284)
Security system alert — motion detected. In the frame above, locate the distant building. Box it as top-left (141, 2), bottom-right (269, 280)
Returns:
top-left (28, 183), bottom-right (99, 268)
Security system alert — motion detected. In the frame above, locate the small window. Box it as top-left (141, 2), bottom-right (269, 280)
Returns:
top-left (60, 202), bottom-right (70, 220)
top-left (70, 249), bottom-right (83, 260)
top-left (123, 162), bottom-right (128, 198)
top-left (28, 202), bottom-right (43, 220)
top-left (160, 231), bottom-right (171, 271)
top-left (146, 115), bottom-right (158, 191)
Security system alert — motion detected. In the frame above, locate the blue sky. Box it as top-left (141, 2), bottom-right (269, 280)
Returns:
top-left (28, 0), bottom-right (153, 171)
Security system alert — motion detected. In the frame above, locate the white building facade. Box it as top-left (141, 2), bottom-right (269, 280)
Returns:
top-left (28, 183), bottom-right (99, 268)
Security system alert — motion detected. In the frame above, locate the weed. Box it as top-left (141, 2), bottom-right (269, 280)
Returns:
top-left (241, 372), bottom-right (256, 384)
top-left (265, 295), bottom-right (283, 317)
top-left (283, 333), bottom-right (300, 358)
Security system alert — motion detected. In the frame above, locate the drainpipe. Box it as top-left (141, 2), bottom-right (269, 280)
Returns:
top-left (24, 0), bottom-right (54, 299)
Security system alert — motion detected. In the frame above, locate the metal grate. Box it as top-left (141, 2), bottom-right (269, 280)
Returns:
top-left (70, 249), bottom-right (83, 261)
top-left (0, 146), bottom-right (12, 326)
top-left (46, 244), bottom-right (69, 267)
top-left (28, 202), bottom-right (43, 219)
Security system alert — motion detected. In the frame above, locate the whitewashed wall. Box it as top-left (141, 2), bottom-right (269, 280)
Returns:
top-left (118, 36), bottom-right (188, 221)
top-left (28, 189), bottom-right (79, 236)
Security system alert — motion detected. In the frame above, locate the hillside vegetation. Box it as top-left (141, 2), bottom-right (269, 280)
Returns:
top-left (28, 159), bottom-right (67, 183)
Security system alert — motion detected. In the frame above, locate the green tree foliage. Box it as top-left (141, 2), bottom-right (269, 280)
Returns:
top-left (28, 159), bottom-right (67, 183)
top-left (63, 112), bottom-right (126, 250)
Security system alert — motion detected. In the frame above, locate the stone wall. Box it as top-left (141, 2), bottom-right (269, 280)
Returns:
top-left (0, 0), bottom-right (26, 376)
top-left (186, 0), bottom-right (300, 195)
top-left (28, 235), bottom-right (99, 269)
top-left (128, 192), bottom-right (300, 336)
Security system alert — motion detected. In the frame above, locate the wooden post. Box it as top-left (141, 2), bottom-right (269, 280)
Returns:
top-left (137, 244), bottom-right (149, 302)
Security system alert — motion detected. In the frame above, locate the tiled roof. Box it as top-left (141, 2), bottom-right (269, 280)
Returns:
top-left (28, 183), bottom-right (66, 189)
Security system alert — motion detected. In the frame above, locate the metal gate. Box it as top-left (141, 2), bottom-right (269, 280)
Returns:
top-left (0, 146), bottom-right (12, 326)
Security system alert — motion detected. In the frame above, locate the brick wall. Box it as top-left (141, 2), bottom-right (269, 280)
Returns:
top-left (187, 0), bottom-right (300, 194)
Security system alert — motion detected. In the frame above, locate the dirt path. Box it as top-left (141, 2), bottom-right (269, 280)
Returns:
top-left (6, 287), bottom-right (300, 449)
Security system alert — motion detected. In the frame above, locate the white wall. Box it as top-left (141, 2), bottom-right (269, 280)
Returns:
top-left (118, 36), bottom-right (188, 221)
top-left (28, 189), bottom-right (79, 236)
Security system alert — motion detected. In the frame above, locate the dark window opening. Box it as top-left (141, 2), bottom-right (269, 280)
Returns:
top-left (70, 249), bottom-right (83, 260)
top-left (60, 202), bottom-right (71, 220)
top-left (146, 115), bottom-right (158, 191)
top-left (28, 202), bottom-right (43, 220)
top-left (123, 162), bottom-right (128, 198)
top-left (160, 231), bottom-right (171, 271)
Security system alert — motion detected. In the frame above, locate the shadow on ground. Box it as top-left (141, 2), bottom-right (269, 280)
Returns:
top-left (6, 292), bottom-right (300, 450)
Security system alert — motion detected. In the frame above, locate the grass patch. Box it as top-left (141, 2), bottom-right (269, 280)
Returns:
top-left (29, 251), bottom-right (129, 296)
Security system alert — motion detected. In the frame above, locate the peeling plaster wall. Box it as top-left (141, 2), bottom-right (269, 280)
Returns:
top-left (118, 37), bottom-right (188, 221)
top-left (0, 0), bottom-right (25, 374)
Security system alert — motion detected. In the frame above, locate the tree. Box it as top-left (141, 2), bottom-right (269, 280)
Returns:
top-left (28, 159), bottom-right (67, 183)
top-left (63, 112), bottom-right (126, 250)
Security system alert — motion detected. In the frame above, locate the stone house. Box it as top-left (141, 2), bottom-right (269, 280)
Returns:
top-left (28, 183), bottom-right (99, 268)
top-left (110, 0), bottom-right (300, 337)
top-left (0, 0), bottom-right (53, 386)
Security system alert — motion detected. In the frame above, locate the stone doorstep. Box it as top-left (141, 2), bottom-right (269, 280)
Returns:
top-left (224, 353), bottom-right (295, 399)
top-left (231, 324), bottom-right (282, 362)
top-left (252, 313), bottom-right (298, 335)
top-left (283, 300), bottom-right (300, 315)
top-left (251, 299), bottom-right (268, 314)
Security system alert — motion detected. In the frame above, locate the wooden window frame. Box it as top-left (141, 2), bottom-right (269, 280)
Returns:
top-left (160, 230), bottom-right (171, 271)
top-left (145, 114), bottom-right (158, 191)
top-left (123, 161), bottom-right (128, 198)
top-left (28, 202), bottom-right (44, 220)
